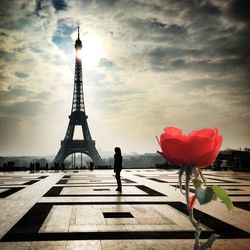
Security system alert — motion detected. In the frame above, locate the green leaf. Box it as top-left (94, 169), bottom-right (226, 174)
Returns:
top-left (192, 178), bottom-right (203, 188)
top-left (195, 187), bottom-right (214, 205)
top-left (211, 185), bottom-right (233, 210)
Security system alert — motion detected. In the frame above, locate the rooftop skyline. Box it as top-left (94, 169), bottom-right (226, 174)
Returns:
top-left (0, 0), bottom-right (249, 156)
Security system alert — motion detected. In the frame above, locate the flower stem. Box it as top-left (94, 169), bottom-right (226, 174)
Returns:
top-left (185, 167), bottom-right (220, 250)
top-left (179, 166), bottom-right (185, 194)
top-left (185, 167), bottom-right (201, 249)
top-left (198, 168), bottom-right (207, 187)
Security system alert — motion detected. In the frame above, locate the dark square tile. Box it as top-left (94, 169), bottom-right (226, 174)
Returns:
top-left (93, 189), bottom-right (110, 191)
top-left (102, 212), bottom-right (134, 218)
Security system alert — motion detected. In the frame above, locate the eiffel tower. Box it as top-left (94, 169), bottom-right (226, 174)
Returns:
top-left (53, 27), bottom-right (103, 166)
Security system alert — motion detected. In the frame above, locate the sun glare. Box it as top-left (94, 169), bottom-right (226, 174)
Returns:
top-left (73, 31), bottom-right (104, 69)
top-left (76, 49), bottom-right (83, 60)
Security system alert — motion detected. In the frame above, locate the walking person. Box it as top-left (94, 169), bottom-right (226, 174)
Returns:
top-left (114, 147), bottom-right (123, 192)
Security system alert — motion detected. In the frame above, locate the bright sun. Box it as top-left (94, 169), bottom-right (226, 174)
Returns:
top-left (73, 32), bottom-right (104, 69)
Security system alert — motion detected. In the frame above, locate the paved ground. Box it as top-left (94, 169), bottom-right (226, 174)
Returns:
top-left (0, 169), bottom-right (249, 249)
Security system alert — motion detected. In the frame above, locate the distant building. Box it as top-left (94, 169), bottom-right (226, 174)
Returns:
top-left (217, 148), bottom-right (250, 170)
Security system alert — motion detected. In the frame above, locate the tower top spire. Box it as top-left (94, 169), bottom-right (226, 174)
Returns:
top-left (75, 26), bottom-right (82, 50)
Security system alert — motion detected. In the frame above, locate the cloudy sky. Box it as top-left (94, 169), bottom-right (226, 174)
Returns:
top-left (0, 0), bottom-right (249, 157)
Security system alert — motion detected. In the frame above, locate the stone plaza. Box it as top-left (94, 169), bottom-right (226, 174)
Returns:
top-left (0, 169), bottom-right (249, 249)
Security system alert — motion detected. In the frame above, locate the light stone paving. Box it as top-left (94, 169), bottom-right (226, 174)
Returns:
top-left (0, 169), bottom-right (249, 249)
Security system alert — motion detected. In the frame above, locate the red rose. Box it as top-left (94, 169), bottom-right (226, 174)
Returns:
top-left (158, 127), bottom-right (222, 168)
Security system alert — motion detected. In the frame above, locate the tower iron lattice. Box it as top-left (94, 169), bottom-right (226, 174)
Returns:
top-left (53, 27), bottom-right (103, 166)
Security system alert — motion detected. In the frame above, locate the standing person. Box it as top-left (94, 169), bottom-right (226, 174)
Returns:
top-left (114, 147), bottom-right (123, 192)
top-left (89, 162), bottom-right (94, 171)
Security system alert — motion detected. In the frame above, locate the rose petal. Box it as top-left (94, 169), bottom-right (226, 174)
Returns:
top-left (158, 127), bottom-right (222, 168)
top-left (161, 138), bottom-right (188, 165)
top-left (188, 128), bottom-right (217, 138)
top-left (196, 135), bottom-right (223, 167)
top-left (186, 136), bottom-right (214, 165)
top-left (163, 127), bottom-right (183, 139)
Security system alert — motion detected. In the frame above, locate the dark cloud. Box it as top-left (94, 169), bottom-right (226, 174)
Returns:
top-left (15, 71), bottom-right (29, 79)
top-left (148, 47), bottom-right (202, 71)
top-left (0, 31), bottom-right (8, 37)
top-left (52, 0), bottom-right (67, 11)
top-left (94, 0), bottom-right (121, 9)
top-left (0, 50), bottom-right (15, 63)
top-left (98, 58), bottom-right (113, 68)
top-left (169, 57), bottom-right (246, 73)
top-left (227, 0), bottom-right (250, 22)
top-left (127, 17), bottom-right (187, 43)
top-left (149, 47), bottom-right (201, 60)
top-left (205, 31), bottom-right (248, 56)
top-left (175, 78), bottom-right (250, 95)
top-left (149, 55), bottom-right (247, 75)
top-left (35, 0), bottom-right (42, 15)
top-left (188, 1), bottom-right (221, 17)
top-left (135, 0), bottom-right (249, 79)
top-left (103, 0), bottom-right (120, 5)
top-left (167, 0), bottom-right (221, 18)
top-left (0, 10), bottom-right (36, 30)
top-left (35, 0), bottom-right (68, 15)
top-left (150, 19), bottom-right (166, 28)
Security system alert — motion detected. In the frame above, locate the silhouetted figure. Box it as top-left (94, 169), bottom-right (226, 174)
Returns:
top-left (89, 162), bottom-right (94, 171)
top-left (30, 162), bottom-right (35, 173)
top-left (35, 162), bottom-right (40, 172)
top-left (114, 147), bottom-right (123, 192)
top-left (45, 163), bottom-right (49, 171)
top-left (62, 162), bottom-right (65, 171)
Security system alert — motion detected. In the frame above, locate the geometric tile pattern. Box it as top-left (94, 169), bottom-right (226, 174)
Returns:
top-left (0, 175), bottom-right (48, 198)
top-left (0, 170), bottom-right (250, 250)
